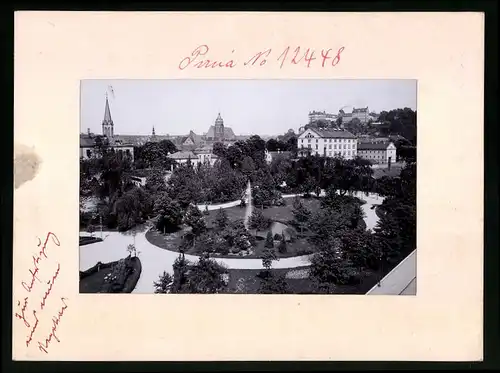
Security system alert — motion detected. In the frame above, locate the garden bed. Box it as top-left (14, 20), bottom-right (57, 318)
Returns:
top-left (145, 227), bottom-right (314, 259)
top-left (79, 256), bottom-right (142, 293)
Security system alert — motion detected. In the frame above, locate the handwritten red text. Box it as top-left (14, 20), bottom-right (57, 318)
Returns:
top-left (15, 232), bottom-right (68, 355)
top-left (21, 232), bottom-right (60, 293)
top-left (37, 297), bottom-right (69, 354)
top-left (40, 263), bottom-right (61, 310)
top-left (178, 44), bottom-right (237, 70)
top-left (178, 45), bottom-right (345, 70)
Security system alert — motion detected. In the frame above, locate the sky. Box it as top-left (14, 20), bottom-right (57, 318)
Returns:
top-left (80, 79), bottom-right (417, 136)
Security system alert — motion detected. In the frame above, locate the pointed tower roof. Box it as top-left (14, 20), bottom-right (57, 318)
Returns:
top-left (103, 93), bottom-right (113, 125)
top-left (215, 112), bottom-right (223, 124)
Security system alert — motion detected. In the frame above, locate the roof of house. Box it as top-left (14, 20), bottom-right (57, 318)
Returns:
top-left (205, 126), bottom-right (236, 140)
top-left (388, 134), bottom-right (408, 141)
top-left (181, 130), bottom-right (204, 146)
top-left (352, 107), bottom-right (369, 113)
top-left (357, 141), bottom-right (394, 150)
top-left (301, 128), bottom-right (357, 139)
top-left (80, 135), bottom-right (95, 148)
top-left (167, 151), bottom-right (197, 160)
top-left (193, 145), bottom-right (218, 155)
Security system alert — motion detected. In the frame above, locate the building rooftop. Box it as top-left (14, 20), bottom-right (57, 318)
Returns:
top-left (167, 150), bottom-right (197, 160)
top-left (357, 141), bottom-right (393, 150)
top-left (303, 128), bottom-right (357, 139)
top-left (366, 250), bottom-right (416, 295)
top-left (205, 126), bottom-right (236, 140)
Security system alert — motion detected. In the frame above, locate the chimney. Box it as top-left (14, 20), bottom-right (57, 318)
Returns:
top-left (87, 128), bottom-right (91, 136)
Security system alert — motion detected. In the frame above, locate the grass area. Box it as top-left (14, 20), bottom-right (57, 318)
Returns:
top-left (204, 197), bottom-right (322, 227)
top-left (224, 266), bottom-right (381, 294)
top-left (372, 165), bottom-right (403, 179)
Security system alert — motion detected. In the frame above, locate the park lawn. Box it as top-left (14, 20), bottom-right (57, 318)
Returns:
top-left (204, 197), bottom-right (323, 227)
top-left (225, 267), bottom-right (381, 294)
top-left (372, 165), bottom-right (403, 179)
top-left (146, 228), bottom-right (185, 252)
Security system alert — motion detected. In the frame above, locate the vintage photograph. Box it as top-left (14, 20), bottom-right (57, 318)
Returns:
top-left (79, 79), bottom-right (417, 295)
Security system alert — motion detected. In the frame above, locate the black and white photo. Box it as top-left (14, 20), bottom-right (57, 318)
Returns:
top-left (79, 79), bottom-right (417, 295)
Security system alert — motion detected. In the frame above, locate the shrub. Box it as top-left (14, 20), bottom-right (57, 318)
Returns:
top-left (278, 235), bottom-right (287, 254)
top-left (249, 209), bottom-right (272, 231)
top-left (265, 231), bottom-right (274, 248)
top-left (273, 197), bottom-right (286, 206)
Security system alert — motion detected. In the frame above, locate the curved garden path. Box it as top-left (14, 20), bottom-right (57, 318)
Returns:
top-left (79, 190), bottom-right (384, 293)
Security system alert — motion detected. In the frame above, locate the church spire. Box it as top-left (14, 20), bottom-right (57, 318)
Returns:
top-left (102, 93), bottom-right (114, 140)
top-left (103, 93), bottom-right (113, 124)
top-left (152, 126), bottom-right (156, 136)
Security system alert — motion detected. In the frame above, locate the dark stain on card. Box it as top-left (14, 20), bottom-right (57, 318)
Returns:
top-left (14, 145), bottom-right (41, 189)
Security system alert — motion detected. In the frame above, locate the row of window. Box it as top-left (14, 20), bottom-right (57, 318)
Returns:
top-left (309, 144), bottom-right (356, 151)
top-left (302, 138), bottom-right (355, 143)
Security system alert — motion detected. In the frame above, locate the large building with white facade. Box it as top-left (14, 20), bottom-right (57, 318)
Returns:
top-left (357, 141), bottom-right (397, 164)
top-left (308, 110), bottom-right (337, 124)
top-left (297, 128), bottom-right (358, 159)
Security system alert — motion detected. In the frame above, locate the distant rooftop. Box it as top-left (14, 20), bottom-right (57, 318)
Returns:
top-left (357, 141), bottom-right (394, 150)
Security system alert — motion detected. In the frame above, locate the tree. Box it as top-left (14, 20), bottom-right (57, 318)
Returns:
top-left (258, 272), bottom-right (289, 294)
top-left (292, 197), bottom-right (311, 234)
top-left (145, 169), bottom-right (167, 194)
top-left (153, 192), bottom-right (183, 233)
top-left (212, 142), bottom-right (226, 159)
top-left (249, 209), bottom-right (272, 231)
top-left (126, 243), bottom-right (138, 257)
top-left (113, 187), bottom-right (153, 231)
top-left (266, 138), bottom-right (280, 151)
top-left (168, 163), bottom-right (202, 207)
top-left (278, 233), bottom-right (287, 254)
top-left (170, 254), bottom-right (191, 293)
top-left (185, 256), bottom-right (228, 293)
top-left (240, 156), bottom-right (256, 177)
top-left (301, 176), bottom-right (318, 197)
top-left (158, 139), bottom-right (178, 155)
top-left (309, 239), bottom-right (357, 293)
top-left (153, 271), bottom-right (174, 293)
top-left (265, 231), bottom-right (274, 248)
top-left (87, 224), bottom-right (95, 237)
top-left (183, 204), bottom-right (207, 236)
top-left (262, 245), bottom-right (278, 270)
top-left (214, 207), bottom-right (229, 230)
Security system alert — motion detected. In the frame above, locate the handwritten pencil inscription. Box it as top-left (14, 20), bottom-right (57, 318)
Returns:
top-left (14, 232), bottom-right (69, 354)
